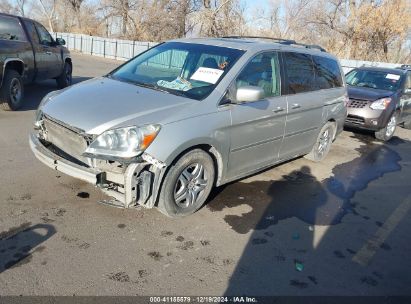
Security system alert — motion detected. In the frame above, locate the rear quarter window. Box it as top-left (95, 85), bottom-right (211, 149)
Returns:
top-left (313, 56), bottom-right (343, 89)
top-left (0, 15), bottom-right (27, 42)
top-left (283, 52), bottom-right (315, 94)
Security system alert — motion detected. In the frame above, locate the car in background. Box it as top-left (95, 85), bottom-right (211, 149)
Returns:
top-left (344, 65), bottom-right (411, 141)
top-left (30, 36), bottom-right (347, 217)
top-left (0, 13), bottom-right (72, 110)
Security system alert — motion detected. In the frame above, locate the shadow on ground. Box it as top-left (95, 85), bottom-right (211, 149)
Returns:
top-left (206, 133), bottom-right (409, 295)
top-left (0, 223), bottom-right (56, 274)
top-left (19, 76), bottom-right (91, 111)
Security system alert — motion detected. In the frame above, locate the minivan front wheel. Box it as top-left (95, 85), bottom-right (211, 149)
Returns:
top-left (305, 122), bottom-right (335, 162)
top-left (157, 149), bottom-right (215, 217)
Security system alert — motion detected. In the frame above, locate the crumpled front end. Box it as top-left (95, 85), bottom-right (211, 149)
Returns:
top-left (30, 115), bottom-right (166, 209)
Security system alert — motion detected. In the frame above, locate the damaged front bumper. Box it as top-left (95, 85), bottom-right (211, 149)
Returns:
top-left (29, 132), bottom-right (166, 209)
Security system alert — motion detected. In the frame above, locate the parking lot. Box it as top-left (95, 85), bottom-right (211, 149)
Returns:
top-left (0, 53), bottom-right (411, 296)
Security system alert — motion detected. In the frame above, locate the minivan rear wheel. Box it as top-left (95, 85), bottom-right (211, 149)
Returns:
top-left (157, 149), bottom-right (215, 218)
top-left (375, 113), bottom-right (397, 141)
top-left (305, 122), bottom-right (335, 162)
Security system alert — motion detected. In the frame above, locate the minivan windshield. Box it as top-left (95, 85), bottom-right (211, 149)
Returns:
top-left (345, 69), bottom-right (402, 92)
top-left (110, 42), bottom-right (245, 100)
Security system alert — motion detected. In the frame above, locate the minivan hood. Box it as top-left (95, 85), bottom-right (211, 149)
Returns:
top-left (347, 86), bottom-right (394, 101)
top-left (41, 77), bottom-right (194, 134)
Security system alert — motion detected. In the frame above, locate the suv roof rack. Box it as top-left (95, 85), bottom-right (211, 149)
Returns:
top-left (221, 36), bottom-right (327, 52)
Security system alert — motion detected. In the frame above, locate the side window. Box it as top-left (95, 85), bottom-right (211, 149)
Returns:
top-left (0, 15), bottom-right (27, 41)
top-left (22, 20), bottom-right (39, 44)
top-left (283, 52), bottom-right (315, 94)
top-left (35, 23), bottom-right (53, 46)
top-left (236, 52), bottom-right (281, 98)
top-left (313, 56), bottom-right (343, 89)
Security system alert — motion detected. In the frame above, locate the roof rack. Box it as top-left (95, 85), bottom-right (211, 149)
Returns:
top-left (221, 36), bottom-right (327, 52)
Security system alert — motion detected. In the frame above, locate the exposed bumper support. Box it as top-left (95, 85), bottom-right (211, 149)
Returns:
top-left (29, 133), bottom-right (102, 184)
top-left (30, 133), bottom-right (163, 209)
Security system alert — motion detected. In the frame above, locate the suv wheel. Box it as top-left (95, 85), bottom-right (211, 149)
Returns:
top-left (305, 122), bottom-right (335, 162)
top-left (157, 149), bottom-right (215, 218)
top-left (56, 62), bottom-right (72, 89)
top-left (403, 119), bottom-right (411, 130)
top-left (375, 113), bottom-right (397, 141)
top-left (0, 70), bottom-right (24, 111)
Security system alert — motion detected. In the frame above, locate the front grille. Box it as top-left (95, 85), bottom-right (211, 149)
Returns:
top-left (345, 115), bottom-right (365, 125)
top-left (348, 99), bottom-right (369, 108)
top-left (43, 117), bottom-right (89, 163)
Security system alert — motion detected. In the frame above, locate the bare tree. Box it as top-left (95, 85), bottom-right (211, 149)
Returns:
top-left (37, 0), bottom-right (58, 32)
top-left (66, 0), bottom-right (84, 30)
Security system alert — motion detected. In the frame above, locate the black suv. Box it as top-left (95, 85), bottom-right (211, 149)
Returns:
top-left (344, 65), bottom-right (411, 141)
top-left (0, 13), bottom-right (72, 110)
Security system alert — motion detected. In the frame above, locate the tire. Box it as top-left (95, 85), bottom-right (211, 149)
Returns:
top-left (304, 122), bottom-right (335, 162)
top-left (157, 149), bottom-right (215, 218)
top-left (56, 62), bottom-right (72, 89)
top-left (0, 69), bottom-right (24, 111)
top-left (375, 113), bottom-right (397, 141)
top-left (403, 119), bottom-right (411, 130)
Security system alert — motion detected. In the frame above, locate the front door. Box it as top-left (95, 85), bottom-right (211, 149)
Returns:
top-left (34, 22), bottom-right (62, 79)
top-left (227, 52), bottom-right (287, 179)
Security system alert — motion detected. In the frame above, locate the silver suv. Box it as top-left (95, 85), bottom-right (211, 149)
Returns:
top-left (30, 36), bottom-right (347, 217)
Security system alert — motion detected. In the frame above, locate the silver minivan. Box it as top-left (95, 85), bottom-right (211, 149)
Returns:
top-left (30, 37), bottom-right (347, 217)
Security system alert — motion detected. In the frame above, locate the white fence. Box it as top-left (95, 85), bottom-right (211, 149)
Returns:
top-left (54, 32), bottom-right (402, 72)
top-left (54, 32), bottom-right (158, 61)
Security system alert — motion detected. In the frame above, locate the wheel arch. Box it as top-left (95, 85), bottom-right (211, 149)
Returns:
top-left (64, 57), bottom-right (72, 66)
top-left (327, 118), bottom-right (338, 140)
top-left (1, 59), bottom-right (24, 87)
top-left (149, 142), bottom-right (225, 208)
top-left (164, 142), bottom-right (224, 187)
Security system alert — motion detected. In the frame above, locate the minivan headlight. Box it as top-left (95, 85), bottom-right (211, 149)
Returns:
top-left (370, 97), bottom-right (391, 110)
top-left (84, 125), bottom-right (161, 158)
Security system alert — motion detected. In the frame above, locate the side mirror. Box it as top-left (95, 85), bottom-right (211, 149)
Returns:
top-left (56, 38), bottom-right (66, 46)
top-left (404, 88), bottom-right (411, 95)
top-left (234, 86), bottom-right (265, 103)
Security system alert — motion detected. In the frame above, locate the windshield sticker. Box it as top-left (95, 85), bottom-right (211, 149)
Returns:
top-left (386, 74), bottom-right (400, 81)
top-left (190, 67), bottom-right (224, 84)
top-left (157, 77), bottom-right (192, 91)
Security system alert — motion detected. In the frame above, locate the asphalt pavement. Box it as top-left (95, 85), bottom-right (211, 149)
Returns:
top-left (0, 52), bottom-right (410, 296)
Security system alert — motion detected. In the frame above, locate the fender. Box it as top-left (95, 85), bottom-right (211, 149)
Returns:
top-left (0, 58), bottom-right (24, 88)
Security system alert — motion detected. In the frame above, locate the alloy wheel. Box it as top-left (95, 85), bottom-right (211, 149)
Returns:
top-left (386, 116), bottom-right (396, 137)
top-left (174, 163), bottom-right (208, 208)
top-left (317, 128), bottom-right (331, 158)
top-left (9, 78), bottom-right (22, 105)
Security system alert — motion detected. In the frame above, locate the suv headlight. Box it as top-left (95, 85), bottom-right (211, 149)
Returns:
top-left (370, 97), bottom-right (391, 110)
top-left (84, 125), bottom-right (161, 158)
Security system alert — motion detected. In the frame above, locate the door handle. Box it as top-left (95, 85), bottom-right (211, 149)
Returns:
top-left (272, 107), bottom-right (285, 113)
top-left (291, 103), bottom-right (301, 109)
top-left (45, 51), bottom-right (52, 55)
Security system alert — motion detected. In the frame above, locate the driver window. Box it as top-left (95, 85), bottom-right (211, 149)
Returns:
top-left (236, 52), bottom-right (280, 98)
top-left (35, 23), bottom-right (53, 46)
